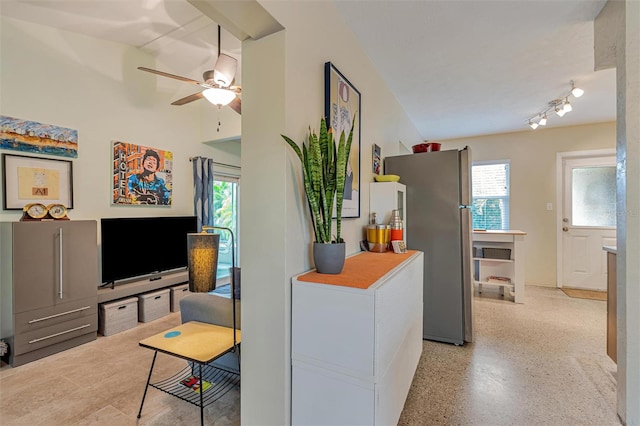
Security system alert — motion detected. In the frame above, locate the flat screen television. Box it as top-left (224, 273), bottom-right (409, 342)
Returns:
top-left (100, 216), bottom-right (197, 284)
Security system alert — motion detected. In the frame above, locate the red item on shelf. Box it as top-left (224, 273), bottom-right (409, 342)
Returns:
top-left (391, 228), bottom-right (403, 241)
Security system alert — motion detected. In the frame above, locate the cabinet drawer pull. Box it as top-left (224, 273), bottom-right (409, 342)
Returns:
top-left (59, 227), bottom-right (64, 299)
top-left (154, 296), bottom-right (161, 300)
top-left (28, 324), bottom-right (92, 344)
top-left (28, 306), bottom-right (92, 324)
top-left (118, 305), bottom-right (127, 310)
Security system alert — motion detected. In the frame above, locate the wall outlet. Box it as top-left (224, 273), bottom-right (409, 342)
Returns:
top-left (546, 203), bottom-right (553, 211)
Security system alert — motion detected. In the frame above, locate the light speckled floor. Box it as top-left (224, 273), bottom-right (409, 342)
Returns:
top-left (0, 286), bottom-right (619, 425)
top-left (398, 285), bottom-right (620, 425)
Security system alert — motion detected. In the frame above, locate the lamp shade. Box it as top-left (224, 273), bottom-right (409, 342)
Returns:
top-left (571, 86), bottom-right (584, 98)
top-left (202, 88), bottom-right (236, 106)
top-left (538, 115), bottom-right (547, 126)
top-left (213, 54), bottom-right (238, 87)
top-left (187, 233), bottom-right (220, 293)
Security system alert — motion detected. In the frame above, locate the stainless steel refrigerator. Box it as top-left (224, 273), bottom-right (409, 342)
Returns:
top-left (385, 148), bottom-right (474, 345)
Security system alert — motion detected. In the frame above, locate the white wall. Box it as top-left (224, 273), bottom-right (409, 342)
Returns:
top-left (440, 121), bottom-right (616, 287)
top-left (239, 1), bottom-right (423, 424)
top-left (1, 9), bottom-right (422, 424)
top-left (0, 16), bottom-right (241, 224)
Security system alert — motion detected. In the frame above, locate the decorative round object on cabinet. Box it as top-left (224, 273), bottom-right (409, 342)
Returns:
top-left (47, 203), bottom-right (69, 220)
top-left (21, 203), bottom-right (48, 220)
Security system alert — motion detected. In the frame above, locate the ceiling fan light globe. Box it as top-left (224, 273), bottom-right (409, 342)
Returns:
top-left (203, 88), bottom-right (236, 106)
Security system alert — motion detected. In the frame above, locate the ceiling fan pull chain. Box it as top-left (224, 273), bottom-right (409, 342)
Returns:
top-left (217, 106), bottom-right (222, 132)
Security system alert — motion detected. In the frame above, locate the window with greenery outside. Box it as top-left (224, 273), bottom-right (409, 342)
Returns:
top-left (471, 162), bottom-right (510, 230)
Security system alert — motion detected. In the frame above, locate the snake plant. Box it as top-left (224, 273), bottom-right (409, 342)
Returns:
top-left (281, 117), bottom-right (354, 244)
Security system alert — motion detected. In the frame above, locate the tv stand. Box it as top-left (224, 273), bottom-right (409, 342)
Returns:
top-left (97, 271), bottom-right (189, 304)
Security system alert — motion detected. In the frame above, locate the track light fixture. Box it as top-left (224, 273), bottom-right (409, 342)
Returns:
top-left (571, 81), bottom-right (584, 98)
top-left (538, 114), bottom-right (547, 126)
top-left (526, 80), bottom-right (584, 129)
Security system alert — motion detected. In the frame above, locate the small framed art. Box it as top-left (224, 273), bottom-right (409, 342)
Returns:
top-left (2, 153), bottom-right (74, 210)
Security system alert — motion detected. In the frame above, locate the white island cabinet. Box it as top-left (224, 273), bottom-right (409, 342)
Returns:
top-left (291, 250), bottom-right (424, 426)
top-left (473, 230), bottom-right (527, 303)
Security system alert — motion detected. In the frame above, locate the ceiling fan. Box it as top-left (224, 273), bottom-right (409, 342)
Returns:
top-left (138, 25), bottom-right (241, 114)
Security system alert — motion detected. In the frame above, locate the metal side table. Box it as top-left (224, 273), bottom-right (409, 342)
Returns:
top-left (137, 321), bottom-right (240, 425)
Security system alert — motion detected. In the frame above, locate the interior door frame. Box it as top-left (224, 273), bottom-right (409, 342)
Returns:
top-left (555, 148), bottom-right (615, 288)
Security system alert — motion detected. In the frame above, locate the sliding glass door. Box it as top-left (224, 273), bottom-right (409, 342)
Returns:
top-left (213, 176), bottom-right (239, 281)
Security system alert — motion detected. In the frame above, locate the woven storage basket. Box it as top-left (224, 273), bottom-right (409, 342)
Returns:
top-left (482, 247), bottom-right (511, 260)
top-left (138, 289), bottom-right (170, 322)
top-left (170, 284), bottom-right (190, 312)
top-left (99, 297), bottom-right (138, 336)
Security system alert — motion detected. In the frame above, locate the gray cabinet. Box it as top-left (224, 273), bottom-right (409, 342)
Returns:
top-left (1, 221), bottom-right (98, 366)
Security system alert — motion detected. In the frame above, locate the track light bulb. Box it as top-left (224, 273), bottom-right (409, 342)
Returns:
top-left (571, 85), bottom-right (584, 98)
top-left (555, 107), bottom-right (566, 117)
top-left (563, 100), bottom-right (572, 113)
top-left (529, 120), bottom-right (539, 130)
top-left (539, 115), bottom-right (547, 126)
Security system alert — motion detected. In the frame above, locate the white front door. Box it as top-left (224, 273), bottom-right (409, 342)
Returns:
top-left (561, 156), bottom-right (616, 291)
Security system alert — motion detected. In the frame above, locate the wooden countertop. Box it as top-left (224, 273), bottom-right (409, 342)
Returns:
top-left (296, 250), bottom-right (421, 290)
top-left (473, 229), bottom-right (527, 236)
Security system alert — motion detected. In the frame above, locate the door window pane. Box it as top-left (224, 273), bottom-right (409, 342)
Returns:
top-left (572, 166), bottom-right (616, 227)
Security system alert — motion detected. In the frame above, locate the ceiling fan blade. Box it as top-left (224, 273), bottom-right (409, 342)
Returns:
top-left (171, 92), bottom-right (204, 106)
top-left (138, 67), bottom-right (202, 86)
top-left (229, 97), bottom-right (241, 115)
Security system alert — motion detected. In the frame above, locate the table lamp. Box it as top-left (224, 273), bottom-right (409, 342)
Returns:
top-left (187, 232), bottom-right (220, 293)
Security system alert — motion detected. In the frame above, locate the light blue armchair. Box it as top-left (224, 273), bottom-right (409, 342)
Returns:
top-left (179, 286), bottom-right (241, 373)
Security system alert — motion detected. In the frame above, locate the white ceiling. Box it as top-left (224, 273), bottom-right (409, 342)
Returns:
top-left (0, 0), bottom-right (616, 141)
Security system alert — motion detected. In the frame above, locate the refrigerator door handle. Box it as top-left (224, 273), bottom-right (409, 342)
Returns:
top-left (459, 204), bottom-right (472, 209)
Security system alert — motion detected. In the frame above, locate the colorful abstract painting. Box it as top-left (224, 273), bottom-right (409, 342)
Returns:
top-left (112, 141), bottom-right (173, 206)
top-left (0, 115), bottom-right (78, 158)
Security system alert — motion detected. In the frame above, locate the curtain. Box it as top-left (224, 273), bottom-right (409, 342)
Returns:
top-left (192, 157), bottom-right (215, 231)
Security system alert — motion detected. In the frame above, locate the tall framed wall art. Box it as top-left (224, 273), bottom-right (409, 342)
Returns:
top-left (324, 62), bottom-right (361, 218)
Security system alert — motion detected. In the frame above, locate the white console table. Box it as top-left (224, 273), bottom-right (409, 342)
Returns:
top-left (291, 250), bottom-right (423, 426)
top-left (473, 230), bottom-right (526, 303)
